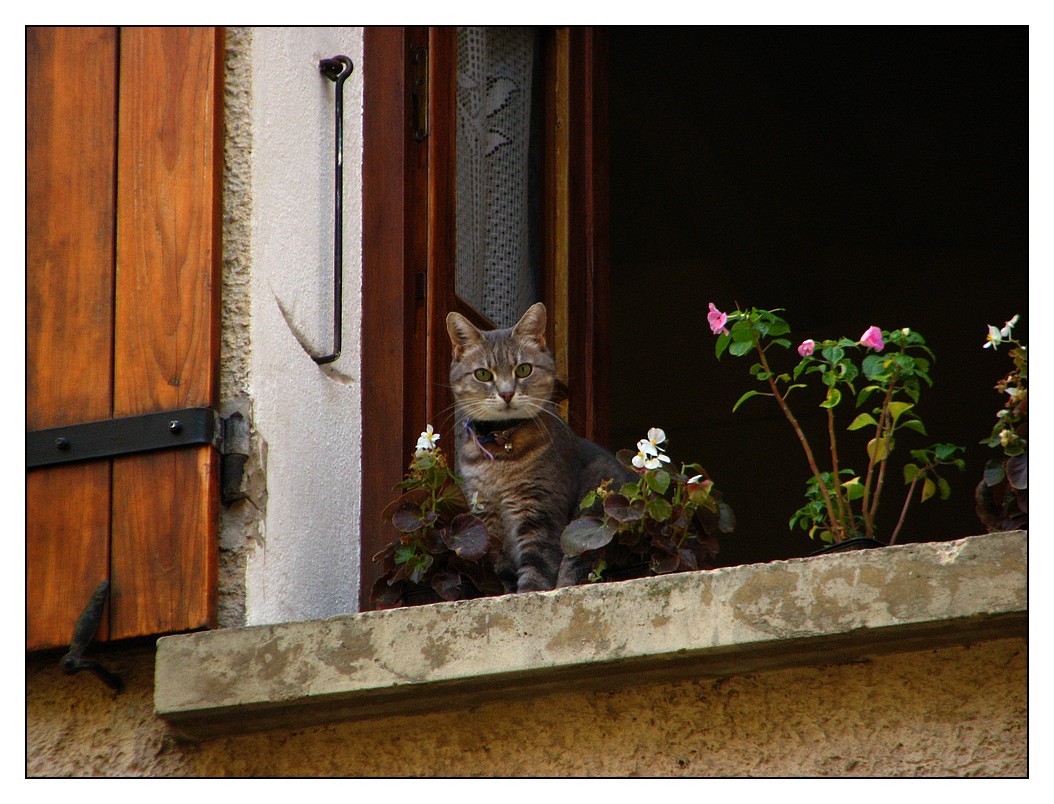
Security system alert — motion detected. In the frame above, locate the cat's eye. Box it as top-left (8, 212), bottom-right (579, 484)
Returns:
top-left (514, 363), bottom-right (533, 379)
top-left (474, 368), bottom-right (493, 382)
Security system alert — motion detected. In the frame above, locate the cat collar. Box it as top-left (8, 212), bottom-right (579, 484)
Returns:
top-left (466, 418), bottom-right (530, 460)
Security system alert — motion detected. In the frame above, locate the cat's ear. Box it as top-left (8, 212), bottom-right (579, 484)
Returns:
top-left (446, 311), bottom-right (483, 358)
top-left (512, 302), bottom-right (547, 349)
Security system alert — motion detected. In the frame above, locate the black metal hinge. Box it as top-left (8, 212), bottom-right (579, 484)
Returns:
top-left (410, 45), bottom-right (428, 141)
top-left (27, 406), bottom-right (252, 505)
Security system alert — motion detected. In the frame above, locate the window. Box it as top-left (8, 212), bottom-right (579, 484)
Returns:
top-left (359, 26), bottom-right (609, 608)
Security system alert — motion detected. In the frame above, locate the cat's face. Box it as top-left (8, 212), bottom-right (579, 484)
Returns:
top-left (447, 302), bottom-right (557, 422)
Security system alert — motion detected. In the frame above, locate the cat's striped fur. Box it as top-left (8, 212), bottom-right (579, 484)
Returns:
top-left (446, 303), bottom-right (633, 592)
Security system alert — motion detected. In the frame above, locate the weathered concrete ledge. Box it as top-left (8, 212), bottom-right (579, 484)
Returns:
top-left (155, 530), bottom-right (1027, 739)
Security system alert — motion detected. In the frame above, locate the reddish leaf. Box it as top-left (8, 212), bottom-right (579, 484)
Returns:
top-left (431, 570), bottom-right (465, 601)
top-left (381, 488), bottom-right (430, 524)
top-left (442, 514), bottom-right (491, 561)
top-left (561, 517), bottom-right (616, 557)
top-left (677, 548), bottom-right (698, 571)
top-left (650, 552), bottom-right (680, 574)
top-left (604, 493), bottom-right (645, 523)
top-left (1007, 454), bottom-right (1028, 490)
top-left (392, 504), bottom-right (438, 534)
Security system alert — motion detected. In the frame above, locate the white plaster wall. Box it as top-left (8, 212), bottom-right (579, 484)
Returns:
top-left (245, 27), bottom-right (364, 623)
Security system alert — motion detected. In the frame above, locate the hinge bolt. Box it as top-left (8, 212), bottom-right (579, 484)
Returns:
top-left (169, 420), bottom-right (183, 434)
top-left (55, 437), bottom-right (71, 451)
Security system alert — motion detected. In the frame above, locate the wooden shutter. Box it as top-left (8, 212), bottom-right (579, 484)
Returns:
top-left (26, 27), bottom-right (223, 651)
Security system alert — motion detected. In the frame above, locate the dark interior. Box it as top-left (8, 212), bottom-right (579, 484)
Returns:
top-left (606, 26), bottom-right (1028, 566)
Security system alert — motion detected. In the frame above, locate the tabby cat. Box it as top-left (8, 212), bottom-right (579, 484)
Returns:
top-left (446, 303), bottom-right (634, 592)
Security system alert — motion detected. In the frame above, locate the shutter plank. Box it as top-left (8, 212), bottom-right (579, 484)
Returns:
top-left (110, 27), bottom-right (221, 639)
top-left (26, 27), bottom-right (118, 651)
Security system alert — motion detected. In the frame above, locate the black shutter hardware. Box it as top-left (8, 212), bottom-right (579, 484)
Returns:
top-left (26, 406), bottom-right (251, 505)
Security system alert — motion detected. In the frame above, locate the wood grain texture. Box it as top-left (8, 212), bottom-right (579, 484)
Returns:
top-left (360, 27), bottom-right (430, 609)
top-left (26, 27), bottom-right (117, 650)
top-left (110, 27), bottom-right (222, 639)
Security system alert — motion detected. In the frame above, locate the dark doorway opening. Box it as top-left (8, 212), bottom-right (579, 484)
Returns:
top-left (607, 26), bottom-right (1028, 566)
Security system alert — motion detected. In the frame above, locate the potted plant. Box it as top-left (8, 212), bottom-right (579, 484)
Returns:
top-left (371, 426), bottom-right (503, 608)
top-left (705, 303), bottom-right (965, 549)
top-left (976, 315), bottom-right (1027, 532)
top-left (561, 428), bottom-right (735, 581)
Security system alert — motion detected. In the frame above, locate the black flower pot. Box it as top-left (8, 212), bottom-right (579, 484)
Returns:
top-left (810, 537), bottom-right (889, 556)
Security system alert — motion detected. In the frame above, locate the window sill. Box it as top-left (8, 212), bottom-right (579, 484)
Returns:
top-left (155, 529), bottom-right (1026, 740)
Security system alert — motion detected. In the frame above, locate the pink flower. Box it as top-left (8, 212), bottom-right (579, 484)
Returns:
top-left (707, 303), bottom-right (729, 336)
top-left (797, 339), bottom-right (815, 357)
top-left (859, 326), bottom-right (884, 351)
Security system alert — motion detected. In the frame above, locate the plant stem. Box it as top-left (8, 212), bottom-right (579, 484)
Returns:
top-left (889, 475), bottom-right (920, 545)
top-left (861, 371), bottom-right (899, 537)
top-left (756, 342), bottom-right (844, 541)
top-left (826, 405), bottom-right (852, 537)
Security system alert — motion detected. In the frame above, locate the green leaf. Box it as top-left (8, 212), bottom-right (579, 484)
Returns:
top-left (645, 496), bottom-right (673, 522)
top-left (903, 463), bottom-right (921, 484)
top-left (862, 354), bottom-right (889, 380)
top-left (820, 387), bottom-right (842, 409)
top-left (841, 476), bottom-right (866, 500)
top-left (732, 389), bottom-right (763, 412)
top-left (934, 443), bottom-right (962, 462)
top-left (406, 553), bottom-right (434, 584)
top-left (560, 517), bottom-right (616, 557)
top-left (822, 345), bottom-right (845, 364)
top-left (848, 412), bottom-right (879, 431)
top-left (867, 436), bottom-right (890, 462)
top-left (856, 385), bottom-right (882, 407)
top-left (887, 401), bottom-right (914, 424)
top-left (714, 333), bottom-right (731, 359)
top-left (900, 419), bottom-right (928, 436)
top-left (728, 339), bottom-right (754, 357)
top-left (646, 469), bottom-right (671, 495)
top-left (730, 319), bottom-right (756, 343)
top-left (936, 474), bottom-right (960, 503)
top-left (921, 477), bottom-right (937, 503)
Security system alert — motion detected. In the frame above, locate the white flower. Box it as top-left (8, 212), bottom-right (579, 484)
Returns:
top-left (632, 448), bottom-right (670, 471)
top-left (469, 491), bottom-right (485, 514)
top-left (415, 424), bottom-right (440, 452)
top-left (632, 427), bottom-right (670, 470)
top-left (637, 428), bottom-right (668, 457)
top-left (686, 474), bottom-right (704, 484)
top-left (984, 314), bottom-right (1020, 349)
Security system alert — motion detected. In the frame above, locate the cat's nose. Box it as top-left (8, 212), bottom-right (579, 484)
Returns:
top-left (499, 391), bottom-right (515, 404)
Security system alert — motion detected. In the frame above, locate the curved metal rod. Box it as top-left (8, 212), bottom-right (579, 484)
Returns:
top-left (313, 55), bottom-right (354, 365)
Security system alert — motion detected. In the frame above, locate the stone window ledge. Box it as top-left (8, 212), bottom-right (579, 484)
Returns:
top-left (155, 530), bottom-right (1026, 740)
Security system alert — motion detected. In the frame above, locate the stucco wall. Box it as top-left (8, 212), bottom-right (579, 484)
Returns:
top-left (229, 26), bottom-right (365, 626)
top-left (26, 636), bottom-right (1026, 777)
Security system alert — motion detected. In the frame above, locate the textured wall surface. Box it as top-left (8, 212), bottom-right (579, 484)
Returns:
top-left (26, 636), bottom-right (1026, 777)
top-left (241, 27), bottom-right (365, 625)
top-left (218, 26), bottom-right (258, 631)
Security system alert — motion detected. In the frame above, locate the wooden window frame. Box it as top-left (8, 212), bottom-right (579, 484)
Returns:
top-left (359, 26), bottom-right (609, 609)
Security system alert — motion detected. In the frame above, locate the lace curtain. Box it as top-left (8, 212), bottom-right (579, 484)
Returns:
top-left (456, 27), bottom-right (541, 328)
